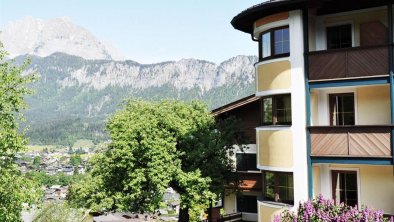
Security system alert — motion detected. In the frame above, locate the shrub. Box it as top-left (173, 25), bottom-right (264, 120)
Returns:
top-left (274, 194), bottom-right (394, 222)
top-left (33, 203), bottom-right (86, 222)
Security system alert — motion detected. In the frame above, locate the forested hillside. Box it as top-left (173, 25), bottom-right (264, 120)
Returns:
top-left (20, 53), bottom-right (256, 145)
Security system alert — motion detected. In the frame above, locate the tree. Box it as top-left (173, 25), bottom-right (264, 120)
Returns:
top-left (69, 154), bottom-right (82, 167)
top-left (0, 44), bottom-right (41, 221)
top-left (33, 203), bottom-right (86, 222)
top-left (26, 171), bottom-right (83, 187)
top-left (68, 100), bottom-right (243, 221)
top-left (33, 155), bottom-right (42, 169)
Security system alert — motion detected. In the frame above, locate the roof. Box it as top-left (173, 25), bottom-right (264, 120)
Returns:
top-left (211, 95), bottom-right (259, 116)
top-left (231, 0), bottom-right (388, 34)
top-left (231, 0), bottom-right (306, 34)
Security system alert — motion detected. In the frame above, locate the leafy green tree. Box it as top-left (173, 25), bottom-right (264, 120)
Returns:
top-left (69, 154), bottom-right (82, 167)
top-left (33, 155), bottom-right (42, 169)
top-left (0, 44), bottom-right (41, 221)
top-left (33, 203), bottom-right (86, 222)
top-left (68, 100), bottom-right (242, 221)
top-left (25, 171), bottom-right (78, 187)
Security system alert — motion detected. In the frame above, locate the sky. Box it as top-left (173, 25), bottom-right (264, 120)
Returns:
top-left (0, 0), bottom-right (263, 64)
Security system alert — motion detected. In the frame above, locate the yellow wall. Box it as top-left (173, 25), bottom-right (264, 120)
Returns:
top-left (310, 92), bottom-right (319, 125)
top-left (259, 203), bottom-right (285, 222)
top-left (312, 166), bottom-right (321, 197)
top-left (357, 85), bottom-right (390, 125)
top-left (323, 9), bottom-right (387, 47)
top-left (224, 192), bottom-right (236, 214)
top-left (329, 164), bottom-right (394, 214)
top-left (257, 61), bottom-right (291, 92)
top-left (258, 130), bottom-right (293, 168)
top-left (359, 165), bottom-right (394, 214)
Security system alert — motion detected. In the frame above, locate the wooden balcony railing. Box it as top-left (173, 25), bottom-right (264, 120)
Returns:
top-left (308, 45), bottom-right (389, 81)
top-left (309, 125), bottom-right (392, 157)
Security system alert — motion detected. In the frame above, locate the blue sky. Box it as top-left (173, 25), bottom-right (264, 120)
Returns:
top-left (0, 0), bottom-right (263, 64)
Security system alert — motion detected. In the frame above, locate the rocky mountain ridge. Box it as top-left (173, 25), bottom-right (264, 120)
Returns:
top-left (21, 53), bottom-right (257, 145)
top-left (2, 16), bottom-right (257, 145)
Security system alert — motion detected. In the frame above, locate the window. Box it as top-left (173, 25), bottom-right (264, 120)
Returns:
top-left (263, 171), bottom-right (294, 204)
top-left (329, 93), bottom-right (355, 126)
top-left (332, 171), bottom-right (358, 207)
top-left (236, 194), bottom-right (257, 213)
top-left (262, 32), bottom-right (271, 58)
top-left (327, 24), bottom-right (352, 49)
top-left (262, 94), bottom-right (291, 125)
top-left (236, 153), bottom-right (258, 171)
top-left (260, 26), bottom-right (290, 60)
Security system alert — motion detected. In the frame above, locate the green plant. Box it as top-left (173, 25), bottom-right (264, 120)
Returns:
top-left (274, 195), bottom-right (394, 222)
top-left (33, 203), bottom-right (86, 222)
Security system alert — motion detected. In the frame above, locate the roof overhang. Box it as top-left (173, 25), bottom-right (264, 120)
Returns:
top-left (211, 94), bottom-right (258, 116)
top-left (231, 0), bottom-right (388, 34)
top-left (231, 0), bottom-right (306, 34)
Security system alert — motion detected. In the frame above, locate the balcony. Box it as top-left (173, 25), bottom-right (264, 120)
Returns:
top-left (308, 45), bottom-right (389, 81)
top-left (238, 172), bottom-right (262, 191)
top-left (309, 125), bottom-right (392, 157)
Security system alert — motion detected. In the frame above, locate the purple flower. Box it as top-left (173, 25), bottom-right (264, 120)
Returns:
top-left (274, 195), bottom-right (391, 222)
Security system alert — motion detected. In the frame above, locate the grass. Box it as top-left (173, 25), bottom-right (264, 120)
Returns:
top-left (26, 145), bottom-right (57, 152)
top-left (72, 139), bottom-right (94, 149)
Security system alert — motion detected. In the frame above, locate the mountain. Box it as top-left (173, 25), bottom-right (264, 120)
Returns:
top-left (2, 17), bottom-right (257, 145)
top-left (20, 53), bottom-right (257, 145)
top-left (0, 17), bottom-right (124, 60)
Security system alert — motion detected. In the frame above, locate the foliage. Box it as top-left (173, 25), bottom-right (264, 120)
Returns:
top-left (25, 171), bottom-right (85, 187)
top-left (33, 155), bottom-right (42, 168)
top-left (0, 45), bottom-right (35, 161)
top-left (21, 53), bottom-right (255, 146)
top-left (33, 202), bottom-right (86, 222)
top-left (72, 139), bottom-right (94, 149)
top-left (26, 117), bottom-right (106, 146)
top-left (0, 166), bottom-right (42, 222)
top-left (69, 154), bottom-right (82, 167)
top-left (0, 44), bottom-right (41, 221)
top-left (67, 100), bottom-right (243, 221)
top-left (67, 173), bottom-right (114, 212)
top-left (274, 194), bottom-right (394, 222)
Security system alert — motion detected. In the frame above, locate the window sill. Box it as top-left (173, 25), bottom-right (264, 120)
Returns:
top-left (259, 53), bottom-right (290, 62)
top-left (258, 200), bottom-right (293, 208)
top-left (261, 124), bottom-right (292, 127)
top-left (236, 170), bottom-right (261, 173)
top-left (256, 125), bottom-right (292, 131)
top-left (238, 211), bottom-right (258, 215)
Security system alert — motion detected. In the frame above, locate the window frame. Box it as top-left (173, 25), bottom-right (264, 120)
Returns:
top-left (236, 153), bottom-right (258, 172)
top-left (262, 171), bottom-right (294, 205)
top-left (258, 26), bottom-right (290, 61)
top-left (326, 24), bottom-right (353, 50)
top-left (261, 94), bottom-right (292, 126)
top-left (331, 170), bottom-right (359, 207)
top-left (329, 93), bottom-right (355, 126)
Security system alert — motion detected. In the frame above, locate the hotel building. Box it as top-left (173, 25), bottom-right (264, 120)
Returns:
top-left (228, 0), bottom-right (394, 221)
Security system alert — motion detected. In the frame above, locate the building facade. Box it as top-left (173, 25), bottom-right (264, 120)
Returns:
top-left (231, 0), bottom-right (394, 221)
top-left (212, 95), bottom-right (262, 221)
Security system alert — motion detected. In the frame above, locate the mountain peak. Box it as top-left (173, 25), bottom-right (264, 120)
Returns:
top-left (0, 16), bottom-right (124, 60)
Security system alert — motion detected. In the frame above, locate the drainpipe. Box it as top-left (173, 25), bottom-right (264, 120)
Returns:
top-left (388, 0), bottom-right (394, 168)
top-left (302, 7), bottom-right (313, 199)
top-left (251, 33), bottom-right (258, 42)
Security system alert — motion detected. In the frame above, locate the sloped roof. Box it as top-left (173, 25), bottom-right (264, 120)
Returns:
top-left (231, 0), bottom-right (306, 34)
top-left (211, 95), bottom-right (258, 116)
